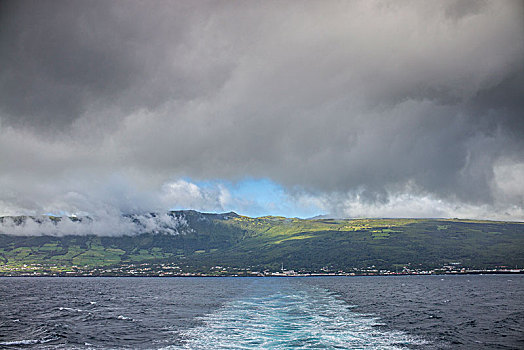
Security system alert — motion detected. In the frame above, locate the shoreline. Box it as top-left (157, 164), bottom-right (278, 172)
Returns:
top-left (1, 270), bottom-right (522, 278)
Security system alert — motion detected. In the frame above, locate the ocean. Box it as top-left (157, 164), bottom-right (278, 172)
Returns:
top-left (0, 275), bottom-right (522, 349)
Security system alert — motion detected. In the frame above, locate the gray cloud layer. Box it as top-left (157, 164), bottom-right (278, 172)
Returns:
top-left (1, 0), bottom-right (523, 221)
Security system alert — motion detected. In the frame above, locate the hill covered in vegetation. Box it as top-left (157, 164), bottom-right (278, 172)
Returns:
top-left (0, 211), bottom-right (523, 275)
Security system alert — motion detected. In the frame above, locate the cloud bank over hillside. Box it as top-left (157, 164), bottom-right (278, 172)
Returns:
top-left (1, 0), bottom-right (523, 221)
top-left (0, 212), bottom-right (190, 236)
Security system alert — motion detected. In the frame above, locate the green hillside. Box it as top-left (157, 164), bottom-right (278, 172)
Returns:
top-left (0, 211), bottom-right (523, 275)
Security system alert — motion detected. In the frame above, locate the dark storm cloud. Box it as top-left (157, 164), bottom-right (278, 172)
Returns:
top-left (0, 0), bottom-right (523, 221)
top-left (0, 0), bottom-right (232, 129)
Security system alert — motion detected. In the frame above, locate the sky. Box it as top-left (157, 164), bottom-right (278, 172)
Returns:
top-left (1, 0), bottom-right (523, 222)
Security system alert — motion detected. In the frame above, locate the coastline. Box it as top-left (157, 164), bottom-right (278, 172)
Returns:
top-left (1, 269), bottom-right (522, 278)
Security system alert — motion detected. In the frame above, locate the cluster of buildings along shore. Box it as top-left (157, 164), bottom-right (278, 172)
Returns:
top-left (0, 262), bottom-right (522, 277)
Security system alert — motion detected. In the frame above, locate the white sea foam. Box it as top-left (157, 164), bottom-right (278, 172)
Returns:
top-left (0, 339), bottom-right (40, 345)
top-left (59, 307), bottom-right (84, 312)
top-left (0, 337), bottom-right (56, 346)
top-left (165, 280), bottom-right (429, 349)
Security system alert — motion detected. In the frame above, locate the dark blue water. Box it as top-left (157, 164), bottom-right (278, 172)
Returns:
top-left (0, 275), bottom-right (522, 349)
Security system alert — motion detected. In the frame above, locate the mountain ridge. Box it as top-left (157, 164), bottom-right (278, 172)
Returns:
top-left (1, 210), bottom-right (523, 275)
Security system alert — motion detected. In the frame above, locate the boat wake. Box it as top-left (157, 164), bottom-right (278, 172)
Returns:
top-left (169, 278), bottom-right (428, 349)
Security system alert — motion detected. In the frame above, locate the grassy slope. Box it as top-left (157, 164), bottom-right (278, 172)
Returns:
top-left (201, 217), bottom-right (524, 270)
top-left (0, 214), bottom-right (523, 271)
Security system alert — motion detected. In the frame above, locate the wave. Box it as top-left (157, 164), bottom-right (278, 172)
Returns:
top-left (0, 337), bottom-right (57, 346)
top-left (117, 315), bottom-right (133, 320)
top-left (59, 307), bottom-right (85, 312)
